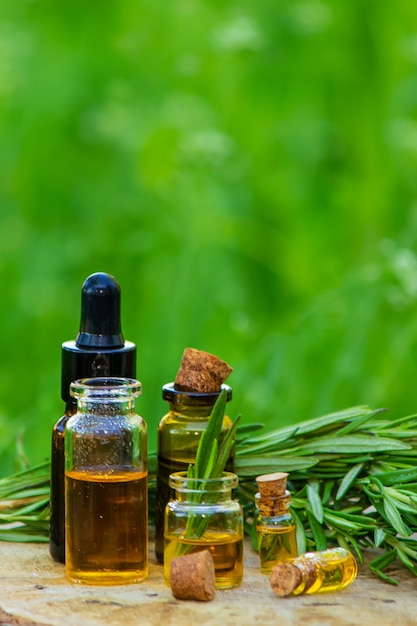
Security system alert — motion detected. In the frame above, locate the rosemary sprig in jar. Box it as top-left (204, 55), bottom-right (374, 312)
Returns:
top-left (166, 388), bottom-right (241, 558)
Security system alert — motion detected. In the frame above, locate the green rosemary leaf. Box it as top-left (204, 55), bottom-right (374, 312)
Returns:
top-left (369, 548), bottom-right (398, 571)
top-left (238, 427), bottom-right (300, 454)
top-left (307, 510), bottom-right (327, 551)
top-left (194, 388), bottom-right (226, 478)
top-left (307, 481), bottom-right (324, 524)
top-left (323, 509), bottom-right (376, 529)
top-left (343, 533), bottom-right (364, 564)
top-left (0, 531), bottom-right (49, 543)
top-left (234, 455), bottom-right (318, 476)
top-left (374, 527), bottom-right (387, 548)
top-left (375, 467), bottom-right (417, 487)
top-left (383, 495), bottom-right (412, 537)
top-left (212, 415), bottom-right (240, 478)
top-left (291, 508), bottom-right (306, 555)
top-left (368, 549), bottom-right (399, 586)
top-left (336, 463), bottom-right (364, 501)
top-left (299, 435), bottom-right (411, 454)
top-left (322, 510), bottom-right (364, 533)
top-left (336, 408), bottom-right (387, 436)
top-left (321, 480), bottom-right (335, 506)
top-left (396, 548), bottom-right (417, 575)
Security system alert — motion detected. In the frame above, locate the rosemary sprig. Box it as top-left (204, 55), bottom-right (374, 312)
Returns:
top-left (175, 388), bottom-right (240, 555)
top-left (4, 405), bottom-right (417, 583)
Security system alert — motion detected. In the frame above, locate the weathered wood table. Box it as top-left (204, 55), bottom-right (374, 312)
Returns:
top-left (0, 538), bottom-right (414, 626)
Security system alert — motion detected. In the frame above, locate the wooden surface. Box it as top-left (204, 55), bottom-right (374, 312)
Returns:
top-left (0, 538), bottom-right (415, 626)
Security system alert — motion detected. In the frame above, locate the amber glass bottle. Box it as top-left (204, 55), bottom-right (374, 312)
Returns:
top-left (49, 273), bottom-right (136, 563)
top-left (65, 377), bottom-right (147, 585)
top-left (154, 383), bottom-right (233, 563)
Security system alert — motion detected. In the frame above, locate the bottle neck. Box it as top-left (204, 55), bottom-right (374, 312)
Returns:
top-left (255, 491), bottom-right (291, 516)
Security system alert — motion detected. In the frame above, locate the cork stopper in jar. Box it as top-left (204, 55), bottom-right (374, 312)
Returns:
top-left (170, 550), bottom-right (216, 602)
top-left (174, 347), bottom-right (233, 393)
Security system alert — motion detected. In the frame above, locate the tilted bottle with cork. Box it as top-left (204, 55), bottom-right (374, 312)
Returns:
top-left (49, 272), bottom-right (137, 563)
top-left (155, 347), bottom-right (234, 563)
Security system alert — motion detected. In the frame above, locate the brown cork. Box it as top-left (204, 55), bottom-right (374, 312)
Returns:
top-left (270, 562), bottom-right (302, 597)
top-left (256, 472), bottom-right (289, 516)
top-left (170, 550), bottom-right (216, 602)
top-left (174, 347), bottom-right (233, 393)
top-left (256, 472), bottom-right (288, 498)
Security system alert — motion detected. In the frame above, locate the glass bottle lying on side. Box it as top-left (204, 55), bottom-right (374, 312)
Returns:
top-left (164, 471), bottom-right (244, 590)
top-left (270, 547), bottom-right (358, 597)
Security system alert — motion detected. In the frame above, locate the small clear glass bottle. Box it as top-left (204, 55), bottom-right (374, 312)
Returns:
top-left (255, 489), bottom-right (298, 574)
top-left (155, 383), bottom-right (233, 563)
top-left (270, 547), bottom-right (358, 596)
top-left (65, 377), bottom-right (147, 585)
top-left (164, 471), bottom-right (244, 589)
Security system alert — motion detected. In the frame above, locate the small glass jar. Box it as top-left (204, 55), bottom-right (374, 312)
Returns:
top-left (65, 377), bottom-right (147, 585)
top-left (255, 490), bottom-right (298, 574)
top-left (155, 383), bottom-right (233, 563)
top-left (164, 471), bottom-right (244, 589)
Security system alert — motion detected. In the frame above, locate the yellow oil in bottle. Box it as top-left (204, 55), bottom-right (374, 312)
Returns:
top-left (257, 524), bottom-right (298, 574)
top-left (270, 547), bottom-right (358, 596)
top-left (155, 412), bottom-right (234, 563)
top-left (164, 529), bottom-right (243, 589)
top-left (65, 468), bottom-right (148, 585)
top-left (305, 548), bottom-right (358, 594)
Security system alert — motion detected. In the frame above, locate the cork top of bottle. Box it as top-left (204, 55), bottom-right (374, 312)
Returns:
top-left (174, 347), bottom-right (233, 393)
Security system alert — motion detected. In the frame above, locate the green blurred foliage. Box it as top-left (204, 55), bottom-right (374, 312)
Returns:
top-left (0, 0), bottom-right (417, 473)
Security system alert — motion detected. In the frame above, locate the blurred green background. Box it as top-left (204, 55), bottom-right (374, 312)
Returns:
top-left (1, 0), bottom-right (417, 474)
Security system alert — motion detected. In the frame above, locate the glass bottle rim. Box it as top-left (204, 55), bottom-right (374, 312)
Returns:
top-left (169, 470), bottom-right (238, 491)
top-left (162, 382), bottom-right (232, 404)
top-left (70, 376), bottom-right (142, 400)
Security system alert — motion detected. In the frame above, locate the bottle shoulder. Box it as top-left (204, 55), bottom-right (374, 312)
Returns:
top-left (158, 411), bottom-right (232, 431)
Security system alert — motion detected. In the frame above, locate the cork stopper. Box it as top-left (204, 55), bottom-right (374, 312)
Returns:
top-left (170, 550), bottom-right (216, 602)
top-left (256, 472), bottom-right (289, 516)
top-left (270, 562), bottom-right (302, 596)
top-left (270, 558), bottom-right (317, 597)
top-left (174, 347), bottom-right (233, 393)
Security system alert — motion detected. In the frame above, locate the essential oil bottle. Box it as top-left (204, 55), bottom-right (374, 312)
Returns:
top-left (155, 382), bottom-right (233, 563)
top-left (65, 377), bottom-right (147, 585)
top-left (154, 347), bottom-right (234, 564)
top-left (270, 547), bottom-right (358, 597)
top-left (255, 472), bottom-right (298, 574)
top-left (49, 272), bottom-right (136, 563)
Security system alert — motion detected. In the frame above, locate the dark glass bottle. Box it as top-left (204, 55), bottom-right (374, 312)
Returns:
top-left (154, 383), bottom-right (233, 564)
top-left (49, 273), bottom-right (136, 563)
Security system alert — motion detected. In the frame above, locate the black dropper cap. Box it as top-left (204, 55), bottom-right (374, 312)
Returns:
top-left (61, 272), bottom-right (136, 403)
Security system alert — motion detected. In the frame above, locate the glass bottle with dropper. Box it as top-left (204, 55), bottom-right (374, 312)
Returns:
top-left (49, 272), bottom-right (136, 564)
